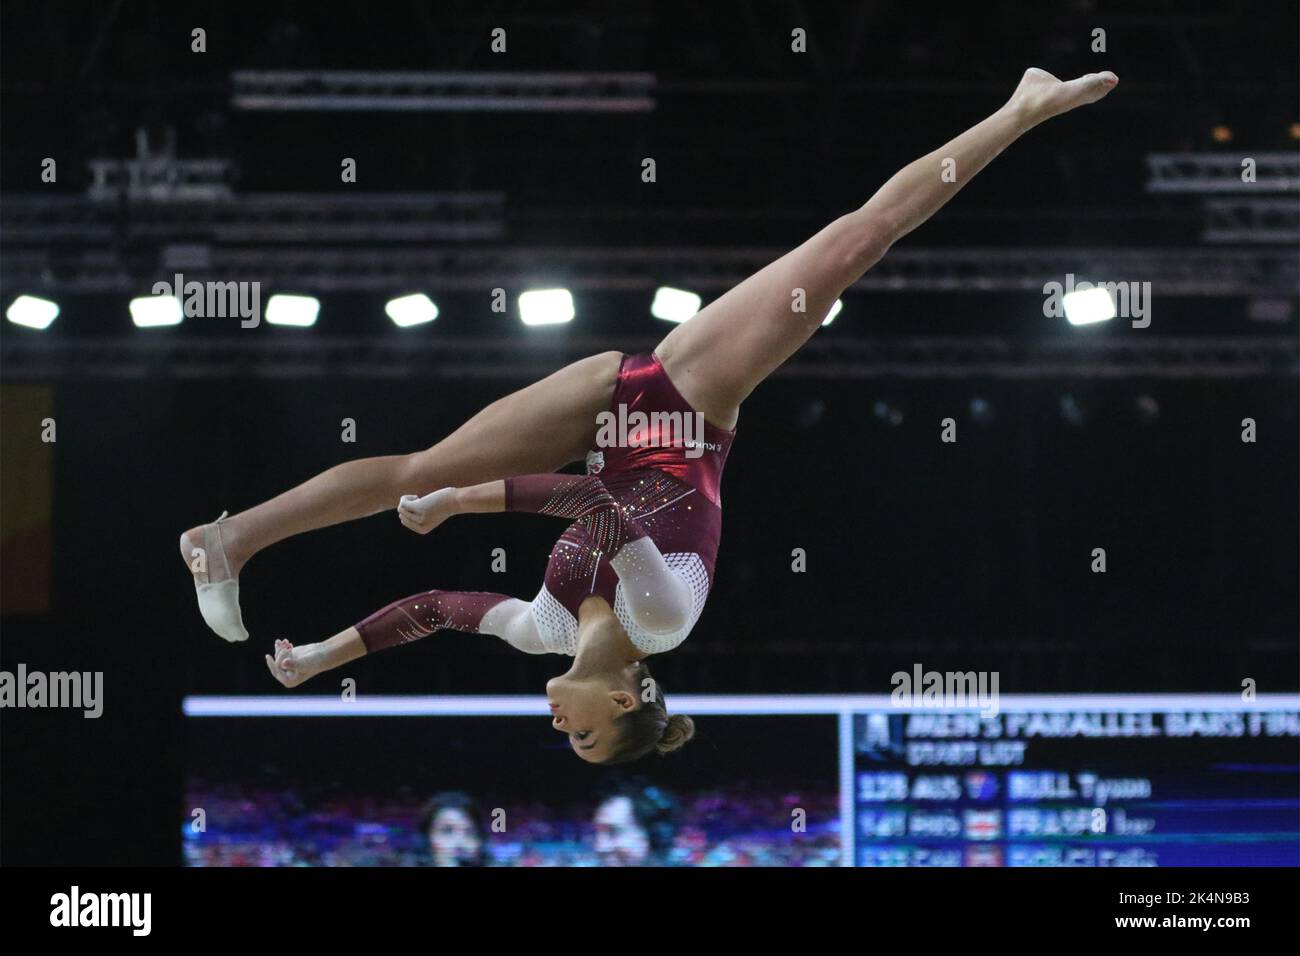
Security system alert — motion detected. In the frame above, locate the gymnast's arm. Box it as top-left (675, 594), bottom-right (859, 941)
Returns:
top-left (399, 476), bottom-right (693, 635)
top-left (265, 592), bottom-right (548, 688)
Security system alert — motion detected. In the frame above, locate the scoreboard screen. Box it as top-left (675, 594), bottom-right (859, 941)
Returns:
top-left (852, 697), bottom-right (1300, 866)
top-left (184, 693), bottom-right (1299, 866)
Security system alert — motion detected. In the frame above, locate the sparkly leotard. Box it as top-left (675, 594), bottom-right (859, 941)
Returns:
top-left (529, 352), bottom-right (735, 655)
top-left (354, 351), bottom-right (734, 659)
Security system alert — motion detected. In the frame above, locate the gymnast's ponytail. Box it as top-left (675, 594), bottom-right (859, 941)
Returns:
top-left (657, 713), bottom-right (696, 754)
top-left (605, 662), bottom-right (695, 764)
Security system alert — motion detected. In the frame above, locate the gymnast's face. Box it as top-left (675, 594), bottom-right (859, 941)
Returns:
top-left (547, 674), bottom-right (637, 763)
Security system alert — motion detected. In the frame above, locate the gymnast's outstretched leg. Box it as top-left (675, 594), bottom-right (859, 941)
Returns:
top-left (655, 68), bottom-right (1118, 428)
top-left (181, 350), bottom-right (623, 642)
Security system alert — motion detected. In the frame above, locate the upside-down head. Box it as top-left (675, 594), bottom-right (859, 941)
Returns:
top-left (547, 661), bottom-right (695, 764)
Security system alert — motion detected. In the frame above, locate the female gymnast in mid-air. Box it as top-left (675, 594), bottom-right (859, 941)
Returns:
top-left (182, 68), bottom-right (1117, 764)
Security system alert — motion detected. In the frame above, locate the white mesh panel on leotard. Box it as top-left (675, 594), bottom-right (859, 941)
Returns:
top-left (616, 552), bottom-right (710, 656)
top-left (530, 585), bottom-right (580, 656)
top-left (529, 553), bottom-right (710, 657)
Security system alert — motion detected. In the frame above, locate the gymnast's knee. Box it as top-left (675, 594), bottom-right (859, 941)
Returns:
top-left (625, 583), bottom-right (693, 637)
top-left (395, 448), bottom-right (444, 496)
top-left (836, 211), bottom-right (896, 276)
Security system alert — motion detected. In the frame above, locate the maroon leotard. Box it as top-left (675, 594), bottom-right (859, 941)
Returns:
top-left (355, 351), bottom-right (736, 657)
top-left (538, 351), bottom-right (735, 623)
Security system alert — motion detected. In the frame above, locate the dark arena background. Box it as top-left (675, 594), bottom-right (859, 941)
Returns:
top-left (1, 0), bottom-right (1297, 936)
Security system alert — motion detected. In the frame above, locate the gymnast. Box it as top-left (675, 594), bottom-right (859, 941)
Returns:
top-left (182, 68), bottom-right (1118, 764)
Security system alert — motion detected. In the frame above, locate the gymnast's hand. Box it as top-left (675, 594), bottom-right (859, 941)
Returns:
top-left (398, 487), bottom-right (460, 535)
top-left (265, 638), bottom-right (325, 689)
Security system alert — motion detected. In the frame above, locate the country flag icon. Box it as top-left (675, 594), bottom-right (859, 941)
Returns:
top-left (965, 845), bottom-right (1004, 867)
top-left (963, 809), bottom-right (1003, 841)
top-left (964, 771), bottom-right (999, 801)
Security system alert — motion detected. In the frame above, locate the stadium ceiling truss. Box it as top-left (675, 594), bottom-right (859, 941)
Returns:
top-left (230, 70), bottom-right (657, 112)
top-left (6, 140), bottom-right (1293, 293)
top-left (1144, 152), bottom-right (1299, 193)
top-left (1201, 198), bottom-right (1299, 244)
top-left (3, 142), bottom-right (1295, 379)
top-left (1146, 152), bottom-right (1300, 243)
top-left (3, 187), bottom-right (1294, 297)
top-left (3, 335), bottom-right (1295, 382)
top-left (2, 193), bottom-right (508, 244)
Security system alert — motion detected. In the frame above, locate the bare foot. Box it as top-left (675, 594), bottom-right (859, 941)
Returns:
top-left (1007, 67), bottom-right (1118, 128)
top-left (265, 639), bottom-right (325, 689)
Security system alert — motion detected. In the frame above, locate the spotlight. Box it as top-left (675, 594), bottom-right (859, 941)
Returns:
top-left (872, 400), bottom-right (903, 427)
top-left (650, 287), bottom-right (701, 324)
top-left (969, 396), bottom-right (996, 425)
top-left (1063, 286), bottom-right (1115, 326)
top-left (1210, 124), bottom-right (1233, 143)
top-left (1290, 122), bottom-right (1300, 141)
top-left (6, 295), bottom-right (59, 330)
top-left (797, 399), bottom-right (826, 428)
top-left (129, 295), bottom-right (183, 328)
top-left (518, 288), bottom-right (574, 326)
top-left (1135, 394), bottom-right (1160, 424)
top-left (1059, 393), bottom-right (1087, 427)
top-left (265, 294), bottom-right (320, 327)
top-left (821, 299), bottom-right (843, 327)
top-left (385, 293), bottom-right (438, 328)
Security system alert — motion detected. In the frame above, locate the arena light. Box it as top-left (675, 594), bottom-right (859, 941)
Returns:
top-left (518, 288), bottom-right (574, 326)
top-left (6, 294), bottom-right (59, 330)
top-left (385, 293), bottom-right (438, 328)
top-left (265, 293), bottom-right (320, 327)
top-left (129, 295), bottom-right (183, 328)
top-left (650, 286), bottom-right (701, 324)
top-left (1134, 393), bottom-right (1160, 424)
top-left (1060, 393), bottom-right (1087, 426)
top-left (821, 298), bottom-right (844, 326)
top-left (1063, 286), bottom-right (1115, 325)
top-left (872, 399), bottom-right (903, 427)
top-left (969, 396), bottom-right (996, 425)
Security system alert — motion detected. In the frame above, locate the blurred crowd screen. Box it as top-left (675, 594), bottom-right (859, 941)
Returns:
top-left (182, 714), bottom-right (841, 867)
top-left (182, 782), bottom-right (842, 867)
top-left (1, 385), bottom-right (53, 614)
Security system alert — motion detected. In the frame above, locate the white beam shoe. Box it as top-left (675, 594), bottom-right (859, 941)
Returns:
top-left (182, 511), bottom-right (249, 643)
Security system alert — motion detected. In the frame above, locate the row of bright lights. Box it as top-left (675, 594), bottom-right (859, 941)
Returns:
top-left (5, 288), bottom-right (825, 331)
top-left (6, 286), bottom-right (1116, 332)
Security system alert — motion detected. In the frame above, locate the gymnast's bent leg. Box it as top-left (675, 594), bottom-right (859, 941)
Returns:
top-left (401, 473), bottom-right (697, 638)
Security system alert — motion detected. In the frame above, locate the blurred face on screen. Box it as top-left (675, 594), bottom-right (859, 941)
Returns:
top-left (428, 807), bottom-right (482, 867)
top-left (547, 674), bottom-right (636, 764)
top-left (593, 796), bottom-right (650, 866)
